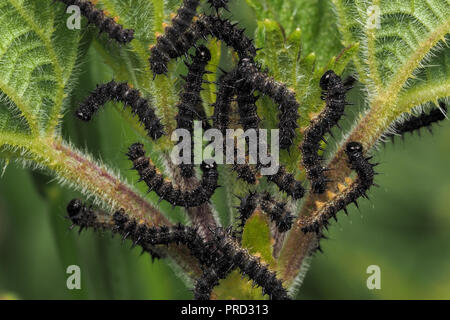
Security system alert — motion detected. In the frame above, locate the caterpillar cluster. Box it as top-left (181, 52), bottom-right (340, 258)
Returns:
top-left (175, 45), bottom-right (212, 177)
top-left (127, 143), bottom-right (219, 208)
top-left (76, 81), bottom-right (164, 140)
top-left (301, 70), bottom-right (354, 194)
top-left (235, 191), bottom-right (294, 237)
top-left (300, 142), bottom-right (377, 233)
top-left (55, 0), bottom-right (134, 44)
top-left (237, 58), bottom-right (299, 150)
top-left (385, 102), bottom-right (448, 142)
top-left (67, 199), bottom-right (289, 300)
top-left (150, 14), bottom-right (257, 75)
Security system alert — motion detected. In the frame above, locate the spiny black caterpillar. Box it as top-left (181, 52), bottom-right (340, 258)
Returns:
top-left (150, 14), bottom-right (257, 75)
top-left (300, 142), bottom-right (377, 233)
top-left (234, 191), bottom-right (294, 238)
top-left (237, 58), bottom-right (300, 150)
top-left (301, 70), bottom-right (355, 194)
top-left (127, 143), bottom-right (219, 208)
top-left (55, 0), bottom-right (134, 43)
top-left (149, 0), bottom-right (200, 75)
top-left (76, 81), bottom-right (165, 140)
top-left (175, 45), bottom-right (212, 177)
top-left (385, 102), bottom-right (448, 142)
top-left (207, 0), bottom-right (230, 12)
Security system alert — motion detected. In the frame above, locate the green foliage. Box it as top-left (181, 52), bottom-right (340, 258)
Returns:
top-left (0, 0), bottom-right (448, 299)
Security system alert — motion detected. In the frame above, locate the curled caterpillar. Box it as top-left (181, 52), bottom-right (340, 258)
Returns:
top-left (267, 166), bottom-right (305, 200)
top-left (385, 102), bottom-right (448, 142)
top-left (301, 70), bottom-right (354, 194)
top-left (150, 14), bottom-right (256, 75)
top-left (235, 192), bottom-right (294, 236)
top-left (149, 0), bottom-right (200, 75)
top-left (175, 45), bottom-right (212, 177)
top-left (66, 199), bottom-right (165, 261)
top-left (127, 143), bottom-right (219, 208)
top-left (300, 142), bottom-right (377, 233)
top-left (76, 81), bottom-right (164, 140)
top-left (212, 68), bottom-right (259, 184)
top-left (212, 228), bottom-right (290, 300)
top-left (55, 0), bottom-right (134, 44)
top-left (212, 67), bottom-right (239, 134)
top-left (237, 58), bottom-right (299, 150)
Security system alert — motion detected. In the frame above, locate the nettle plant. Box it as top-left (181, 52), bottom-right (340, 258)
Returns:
top-left (0, 0), bottom-right (449, 299)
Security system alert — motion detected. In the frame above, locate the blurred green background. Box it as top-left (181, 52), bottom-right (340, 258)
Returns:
top-left (0, 1), bottom-right (449, 300)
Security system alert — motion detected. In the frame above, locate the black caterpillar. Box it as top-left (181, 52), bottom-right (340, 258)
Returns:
top-left (194, 268), bottom-right (220, 300)
top-left (150, 14), bottom-right (257, 75)
top-left (207, 0), bottom-right (230, 12)
top-left (385, 102), bottom-right (448, 142)
top-left (175, 45), bottom-right (212, 177)
top-left (56, 0), bottom-right (134, 44)
top-left (211, 228), bottom-right (290, 300)
top-left (300, 142), bottom-right (377, 233)
top-left (235, 191), bottom-right (294, 236)
top-left (76, 81), bottom-right (164, 140)
top-left (267, 166), bottom-right (305, 200)
top-left (237, 83), bottom-right (261, 131)
top-left (66, 199), bottom-right (166, 261)
top-left (127, 143), bottom-right (219, 208)
top-left (149, 0), bottom-right (200, 75)
top-left (237, 58), bottom-right (299, 150)
top-left (301, 70), bottom-right (355, 194)
top-left (211, 68), bottom-right (260, 184)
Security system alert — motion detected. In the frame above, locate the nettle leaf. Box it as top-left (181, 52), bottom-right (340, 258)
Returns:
top-left (332, 0), bottom-right (449, 119)
top-left (0, 0), bottom-right (81, 138)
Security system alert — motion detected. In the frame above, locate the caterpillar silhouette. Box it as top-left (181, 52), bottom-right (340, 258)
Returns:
top-left (175, 45), bottom-right (212, 177)
top-left (56, 0), bottom-right (134, 44)
top-left (235, 191), bottom-right (294, 237)
top-left (385, 102), bottom-right (447, 142)
top-left (237, 58), bottom-right (299, 150)
top-left (127, 143), bottom-right (219, 208)
top-left (150, 14), bottom-right (257, 75)
top-left (301, 70), bottom-right (355, 194)
top-left (76, 81), bottom-right (164, 140)
top-left (300, 142), bottom-right (377, 233)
